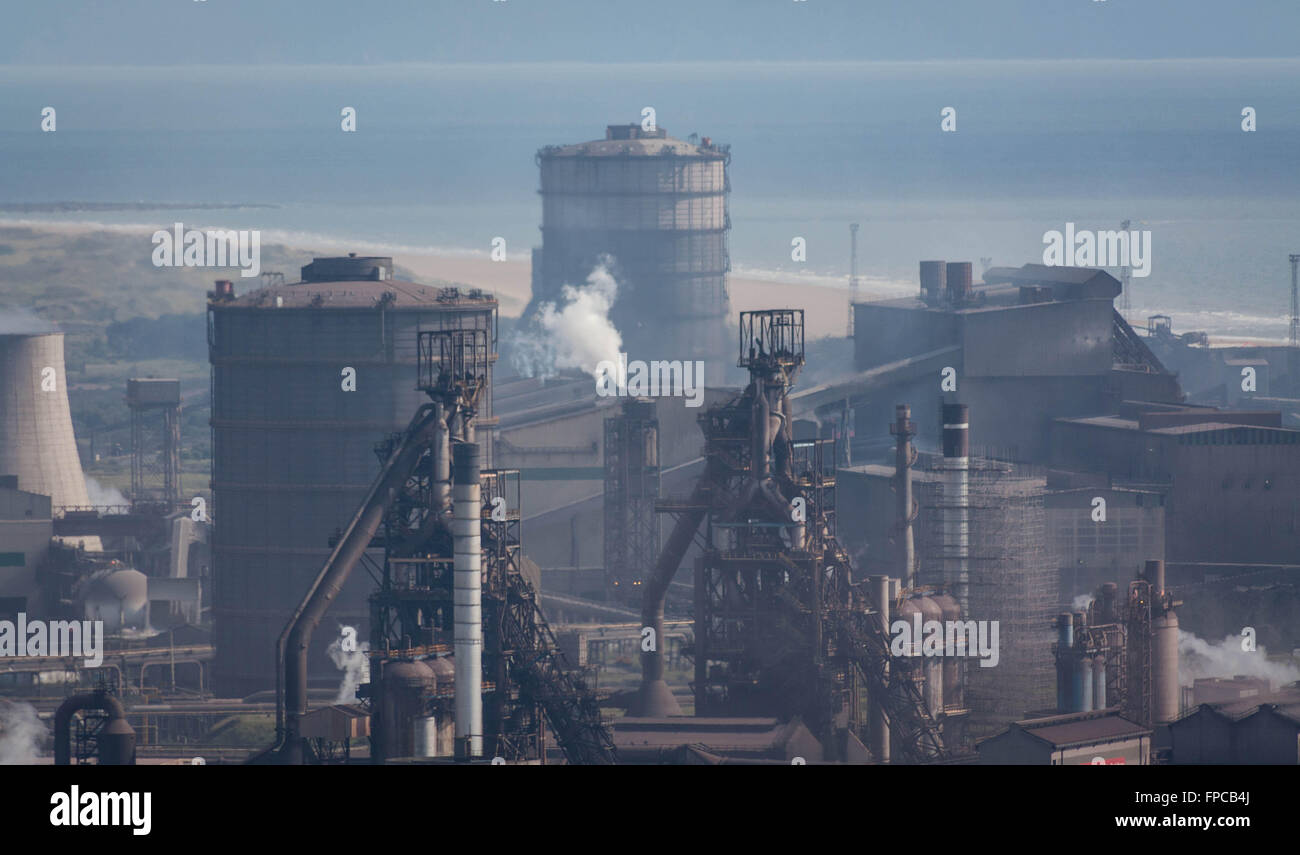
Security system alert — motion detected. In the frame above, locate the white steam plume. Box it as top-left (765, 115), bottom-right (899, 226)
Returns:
top-left (513, 262), bottom-right (622, 380)
top-left (0, 700), bottom-right (48, 764)
top-left (1178, 630), bottom-right (1300, 689)
top-left (85, 476), bottom-right (129, 511)
top-left (326, 626), bottom-right (370, 704)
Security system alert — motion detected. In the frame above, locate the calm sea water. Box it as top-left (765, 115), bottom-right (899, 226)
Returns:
top-left (1, 60), bottom-right (1298, 338)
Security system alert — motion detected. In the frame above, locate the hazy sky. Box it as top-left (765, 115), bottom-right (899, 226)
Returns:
top-left (1, 0), bottom-right (1295, 65)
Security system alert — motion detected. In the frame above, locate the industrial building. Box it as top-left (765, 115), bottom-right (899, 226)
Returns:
top-left (207, 257), bottom-right (498, 697)
top-left (527, 124), bottom-right (732, 381)
top-left (840, 262), bottom-right (1181, 462)
top-left (1051, 403), bottom-right (1300, 567)
top-left (977, 710), bottom-right (1152, 765)
top-left (1169, 683), bottom-right (1300, 764)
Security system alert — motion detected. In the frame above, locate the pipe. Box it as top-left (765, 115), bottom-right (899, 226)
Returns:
top-left (868, 575), bottom-right (891, 763)
top-left (893, 405), bottom-right (915, 589)
top-left (54, 691), bottom-right (135, 765)
top-left (635, 472), bottom-right (715, 716)
top-left (1080, 656), bottom-right (1094, 712)
top-left (1056, 613), bottom-right (1074, 712)
top-left (434, 402), bottom-right (451, 512)
top-left (454, 442), bottom-right (483, 758)
top-left (1093, 655), bottom-right (1107, 710)
top-left (279, 403), bottom-right (438, 763)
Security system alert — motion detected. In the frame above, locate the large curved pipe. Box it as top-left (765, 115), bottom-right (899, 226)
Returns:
top-left (635, 473), bottom-right (715, 717)
top-left (54, 691), bottom-right (134, 765)
top-left (278, 404), bottom-right (439, 763)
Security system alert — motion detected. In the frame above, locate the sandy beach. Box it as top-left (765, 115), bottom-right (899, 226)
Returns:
top-left (0, 220), bottom-right (873, 340)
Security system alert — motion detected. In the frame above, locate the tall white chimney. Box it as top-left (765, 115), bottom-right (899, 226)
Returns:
top-left (453, 442), bottom-right (483, 758)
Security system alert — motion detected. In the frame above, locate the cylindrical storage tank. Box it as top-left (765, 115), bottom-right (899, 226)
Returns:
top-left (919, 261), bottom-right (946, 303)
top-left (933, 594), bottom-right (962, 710)
top-left (82, 569), bottom-right (150, 632)
top-left (946, 262), bottom-right (973, 303)
top-left (412, 716), bottom-right (438, 758)
top-left (533, 126), bottom-right (731, 383)
top-left (377, 660), bottom-right (435, 761)
top-left (1092, 655), bottom-right (1107, 710)
top-left (208, 260), bottom-right (497, 697)
top-left (1153, 611), bottom-right (1180, 724)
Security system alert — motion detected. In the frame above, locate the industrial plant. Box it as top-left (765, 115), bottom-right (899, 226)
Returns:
top-left (3, 124), bottom-right (1299, 773)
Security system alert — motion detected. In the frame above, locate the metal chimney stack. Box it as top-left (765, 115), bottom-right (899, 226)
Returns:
top-left (890, 405), bottom-right (916, 588)
top-left (453, 442), bottom-right (483, 758)
top-left (940, 403), bottom-right (970, 613)
top-left (0, 331), bottom-right (96, 513)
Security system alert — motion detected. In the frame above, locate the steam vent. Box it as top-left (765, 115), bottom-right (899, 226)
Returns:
top-left (529, 124), bottom-right (732, 382)
top-left (207, 257), bottom-right (498, 697)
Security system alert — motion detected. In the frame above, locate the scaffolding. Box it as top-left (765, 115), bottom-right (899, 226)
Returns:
top-left (918, 458), bottom-right (1058, 736)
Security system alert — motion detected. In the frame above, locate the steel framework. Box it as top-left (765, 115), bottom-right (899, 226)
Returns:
top-left (603, 399), bottom-right (661, 604)
top-left (363, 328), bottom-right (615, 764)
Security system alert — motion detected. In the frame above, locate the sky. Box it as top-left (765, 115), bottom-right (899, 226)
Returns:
top-left (0, 0), bottom-right (1296, 66)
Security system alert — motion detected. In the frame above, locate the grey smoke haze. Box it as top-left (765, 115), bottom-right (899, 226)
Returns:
top-left (0, 308), bottom-right (59, 335)
top-left (0, 700), bottom-right (47, 764)
top-left (1178, 630), bottom-right (1300, 688)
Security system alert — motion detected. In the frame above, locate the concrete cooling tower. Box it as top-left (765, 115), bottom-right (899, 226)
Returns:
top-left (0, 331), bottom-right (95, 512)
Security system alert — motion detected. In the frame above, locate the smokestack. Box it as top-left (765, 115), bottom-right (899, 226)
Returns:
top-left (891, 405), bottom-right (916, 588)
top-left (919, 261), bottom-right (946, 305)
top-left (940, 403), bottom-right (970, 613)
top-left (454, 442), bottom-right (483, 758)
top-left (1146, 559), bottom-right (1179, 724)
top-left (945, 262), bottom-right (972, 304)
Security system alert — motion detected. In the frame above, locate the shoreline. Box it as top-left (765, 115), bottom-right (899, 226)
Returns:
top-left (0, 220), bottom-right (878, 340)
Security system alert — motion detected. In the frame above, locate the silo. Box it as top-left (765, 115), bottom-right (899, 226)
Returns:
top-left (0, 331), bottom-right (95, 509)
top-left (207, 256), bottom-right (497, 697)
top-left (530, 124), bottom-right (731, 382)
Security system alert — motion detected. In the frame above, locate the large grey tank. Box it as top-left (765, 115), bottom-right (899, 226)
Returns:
top-left (207, 257), bottom-right (496, 697)
top-left (530, 124), bottom-right (732, 383)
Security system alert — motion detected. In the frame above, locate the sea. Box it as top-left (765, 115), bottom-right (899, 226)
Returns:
top-left (1, 59), bottom-right (1298, 341)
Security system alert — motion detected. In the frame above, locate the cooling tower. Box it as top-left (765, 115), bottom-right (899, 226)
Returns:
top-left (0, 331), bottom-right (94, 510)
top-left (530, 124), bottom-right (732, 383)
top-left (207, 257), bottom-right (497, 697)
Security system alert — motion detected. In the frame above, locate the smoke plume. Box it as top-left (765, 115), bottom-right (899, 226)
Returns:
top-left (1178, 629), bottom-right (1300, 688)
top-left (0, 307), bottom-right (59, 335)
top-left (326, 626), bottom-right (370, 704)
top-left (512, 262), bottom-right (622, 380)
top-left (85, 476), bottom-right (129, 510)
top-left (0, 700), bottom-right (48, 764)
